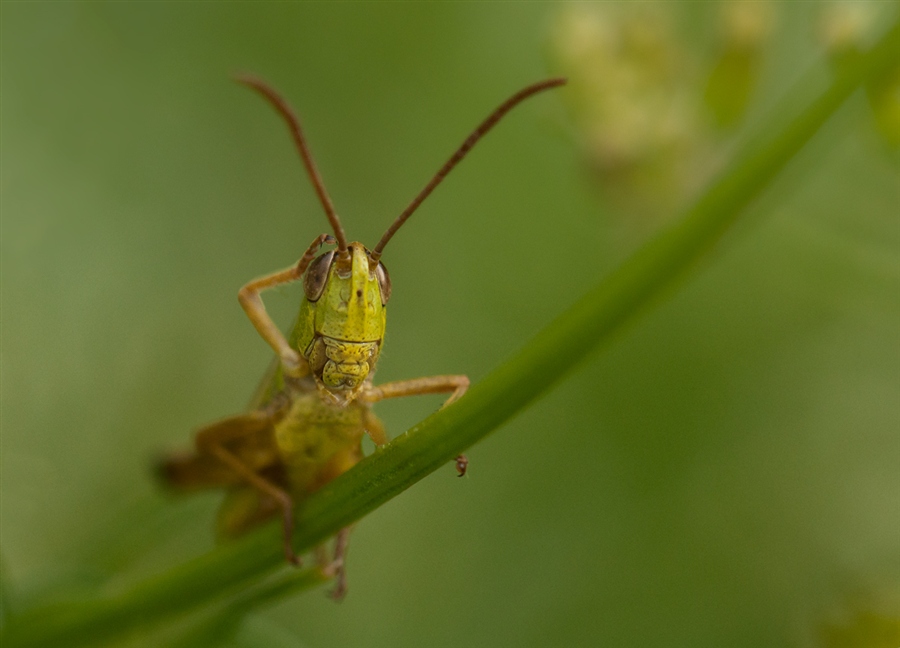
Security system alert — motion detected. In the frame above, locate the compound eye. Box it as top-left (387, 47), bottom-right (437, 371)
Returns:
top-left (375, 261), bottom-right (391, 305)
top-left (304, 251), bottom-right (335, 302)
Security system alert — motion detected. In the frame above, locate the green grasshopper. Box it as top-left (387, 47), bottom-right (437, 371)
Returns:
top-left (159, 75), bottom-right (565, 598)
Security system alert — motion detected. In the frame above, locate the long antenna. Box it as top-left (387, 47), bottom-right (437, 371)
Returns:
top-left (236, 75), bottom-right (349, 252)
top-left (371, 77), bottom-right (567, 260)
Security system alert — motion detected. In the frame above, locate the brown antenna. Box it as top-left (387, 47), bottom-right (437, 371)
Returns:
top-left (371, 77), bottom-right (567, 260)
top-left (236, 75), bottom-right (349, 252)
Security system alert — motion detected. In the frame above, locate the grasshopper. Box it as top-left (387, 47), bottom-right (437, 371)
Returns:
top-left (159, 76), bottom-right (565, 598)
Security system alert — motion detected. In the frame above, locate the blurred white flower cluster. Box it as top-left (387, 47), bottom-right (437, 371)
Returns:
top-left (550, 3), bottom-right (774, 220)
top-left (550, 5), bottom-right (711, 217)
top-left (550, 1), bottom-right (895, 222)
top-left (819, 1), bottom-right (899, 149)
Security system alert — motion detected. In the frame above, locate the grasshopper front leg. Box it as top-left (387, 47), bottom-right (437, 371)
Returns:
top-left (238, 233), bottom-right (333, 377)
top-left (363, 375), bottom-right (469, 406)
top-left (362, 375), bottom-right (470, 475)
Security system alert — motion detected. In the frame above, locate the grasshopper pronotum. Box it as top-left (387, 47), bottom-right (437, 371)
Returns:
top-left (159, 76), bottom-right (565, 598)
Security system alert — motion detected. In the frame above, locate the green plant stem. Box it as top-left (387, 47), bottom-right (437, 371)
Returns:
top-left (162, 568), bottom-right (328, 648)
top-left (3, 18), bottom-right (897, 648)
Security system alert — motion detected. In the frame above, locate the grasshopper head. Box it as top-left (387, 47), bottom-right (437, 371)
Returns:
top-left (297, 243), bottom-right (390, 404)
top-left (241, 75), bottom-right (565, 404)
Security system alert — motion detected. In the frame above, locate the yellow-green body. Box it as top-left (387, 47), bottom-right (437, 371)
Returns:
top-left (217, 243), bottom-right (388, 536)
top-left (161, 74), bottom-right (552, 575)
top-left (273, 388), bottom-right (370, 493)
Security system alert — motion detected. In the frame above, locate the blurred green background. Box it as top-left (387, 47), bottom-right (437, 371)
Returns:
top-left (1, 3), bottom-right (897, 647)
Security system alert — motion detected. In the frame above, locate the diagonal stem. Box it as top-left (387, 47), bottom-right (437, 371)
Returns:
top-left (3, 17), bottom-right (897, 648)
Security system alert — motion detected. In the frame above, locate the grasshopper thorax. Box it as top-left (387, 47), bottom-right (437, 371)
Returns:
top-left (293, 243), bottom-right (390, 405)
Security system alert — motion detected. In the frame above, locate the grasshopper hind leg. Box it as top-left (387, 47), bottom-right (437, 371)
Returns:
top-left (317, 527), bottom-right (352, 601)
top-left (215, 463), bottom-right (287, 537)
top-left (191, 411), bottom-right (301, 565)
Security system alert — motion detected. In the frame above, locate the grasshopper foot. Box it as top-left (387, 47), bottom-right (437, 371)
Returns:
top-left (284, 544), bottom-right (302, 567)
top-left (320, 553), bottom-right (347, 601)
top-left (455, 454), bottom-right (468, 477)
top-left (321, 527), bottom-right (351, 601)
top-left (327, 563), bottom-right (348, 602)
